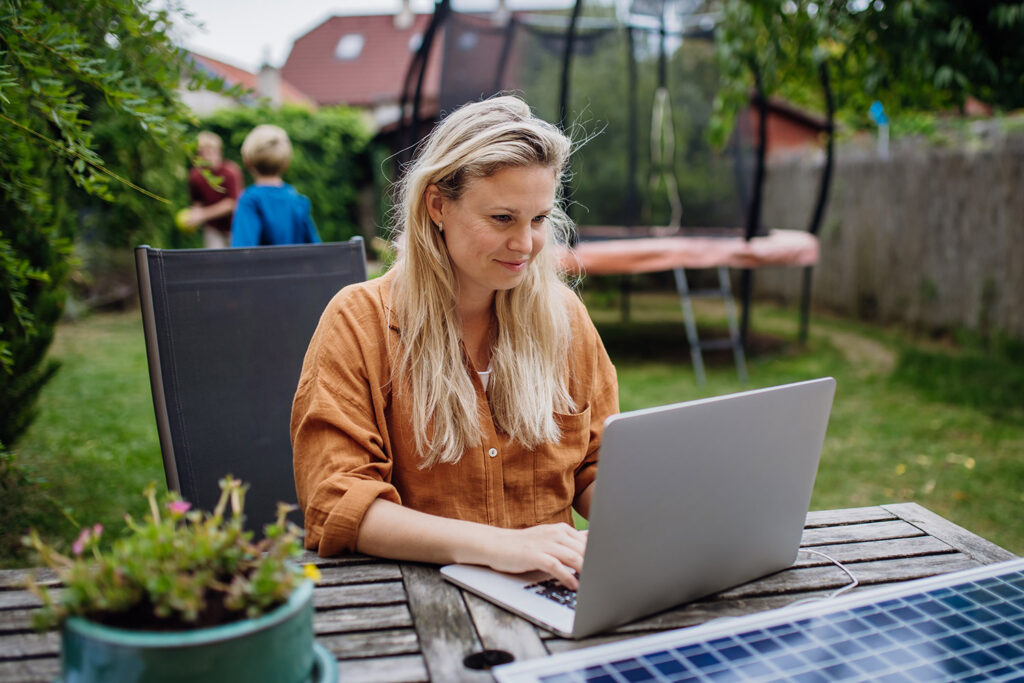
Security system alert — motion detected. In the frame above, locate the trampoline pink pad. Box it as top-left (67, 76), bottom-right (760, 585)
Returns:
top-left (559, 229), bottom-right (819, 275)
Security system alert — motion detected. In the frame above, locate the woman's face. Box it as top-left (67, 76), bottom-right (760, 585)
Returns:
top-left (427, 164), bottom-right (558, 308)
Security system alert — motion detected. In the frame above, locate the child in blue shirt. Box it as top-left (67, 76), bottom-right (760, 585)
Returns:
top-left (231, 124), bottom-right (321, 247)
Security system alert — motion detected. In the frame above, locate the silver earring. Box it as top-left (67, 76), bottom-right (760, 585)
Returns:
top-left (437, 221), bottom-right (443, 233)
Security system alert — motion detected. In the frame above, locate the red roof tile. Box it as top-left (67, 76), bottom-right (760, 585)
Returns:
top-left (188, 52), bottom-right (316, 108)
top-left (280, 14), bottom-right (442, 108)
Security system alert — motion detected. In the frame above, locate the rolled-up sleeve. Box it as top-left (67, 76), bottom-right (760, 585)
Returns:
top-left (291, 286), bottom-right (400, 556)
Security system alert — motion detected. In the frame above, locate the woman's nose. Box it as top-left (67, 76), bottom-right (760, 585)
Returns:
top-left (507, 221), bottom-right (532, 253)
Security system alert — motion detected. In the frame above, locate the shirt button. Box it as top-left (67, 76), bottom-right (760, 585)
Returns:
top-left (488, 447), bottom-right (498, 458)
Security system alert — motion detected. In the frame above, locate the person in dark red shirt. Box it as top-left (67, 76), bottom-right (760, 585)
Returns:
top-left (185, 131), bottom-right (243, 248)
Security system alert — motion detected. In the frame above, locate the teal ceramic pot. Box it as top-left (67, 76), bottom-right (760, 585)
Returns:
top-left (59, 579), bottom-right (334, 683)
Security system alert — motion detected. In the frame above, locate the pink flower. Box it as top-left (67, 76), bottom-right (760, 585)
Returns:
top-left (72, 528), bottom-right (91, 555)
top-left (92, 524), bottom-right (103, 537)
top-left (166, 501), bottom-right (191, 515)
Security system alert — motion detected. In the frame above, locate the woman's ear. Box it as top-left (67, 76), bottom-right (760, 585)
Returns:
top-left (424, 185), bottom-right (444, 226)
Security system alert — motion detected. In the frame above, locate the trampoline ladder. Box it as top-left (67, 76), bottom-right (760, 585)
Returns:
top-left (673, 266), bottom-right (748, 385)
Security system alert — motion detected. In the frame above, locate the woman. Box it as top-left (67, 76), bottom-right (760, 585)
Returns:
top-left (291, 96), bottom-right (617, 589)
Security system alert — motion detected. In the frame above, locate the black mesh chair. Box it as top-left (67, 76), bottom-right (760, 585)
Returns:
top-left (135, 239), bottom-right (367, 532)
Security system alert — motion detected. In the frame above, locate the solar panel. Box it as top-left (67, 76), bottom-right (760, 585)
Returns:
top-left (494, 557), bottom-right (1024, 683)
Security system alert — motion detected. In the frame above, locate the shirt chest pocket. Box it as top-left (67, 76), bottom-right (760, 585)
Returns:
top-left (533, 405), bottom-right (592, 523)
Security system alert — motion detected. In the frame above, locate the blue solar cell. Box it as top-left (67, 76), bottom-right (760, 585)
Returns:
top-left (937, 613), bottom-right (972, 630)
top-left (880, 647), bottom-right (918, 666)
top-left (620, 667), bottom-right (655, 682)
top-left (851, 653), bottom-right (889, 674)
top-left (641, 650), bottom-right (674, 665)
top-left (717, 645), bottom-right (751, 662)
top-left (683, 650), bottom-right (720, 670)
top-left (734, 659), bottom-right (773, 678)
top-left (865, 611), bottom-right (899, 628)
top-left (965, 588), bottom-right (998, 605)
top-left (828, 638), bottom-right (866, 657)
top-left (991, 583), bottom-right (1020, 599)
top-left (991, 641), bottom-right (1024, 661)
top-left (993, 601), bottom-right (1022, 619)
top-left (793, 671), bottom-right (829, 683)
top-left (875, 673), bottom-right (914, 683)
top-left (800, 646), bottom-right (837, 665)
top-left (821, 661), bottom-right (860, 680)
top-left (859, 631), bottom-right (893, 650)
top-left (962, 648), bottom-right (1000, 667)
top-left (934, 656), bottom-right (972, 675)
top-left (707, 637), bottom-right (734, 650)
top-left (891, 605), bottom-right (925, 623)
top-left (964, 606), bottom-right (1001, 624)
top-left (806, 622), bottom-right (843, 642)
top-left (915, 599), bottom-right (950, 616)
top-left (904, 662), bottom-right (948, 681)
top-left (748, 637), bottom-right (781, 655)
top-left (963, 626), bottom-right (1000, 645)
top-left (834, 617), bottom-right (871, 636)
top-left (992, 620), bottom-right (1024, 638)
top-left (937, 593), bottom-right (970, 610)
top-left (652, 658), bottom-right (686, 676)
top-left (887, 625), bottom-right (921, 643)
top-left (936, 634), bottom-right (973, 652)
top-left (769, 652), bottom-right (805, 671)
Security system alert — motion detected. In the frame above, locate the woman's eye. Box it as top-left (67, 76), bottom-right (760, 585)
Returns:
top-left (532, 215), bottom-right (548, 225)
top-left (492, 215), bottom-right (512, 224)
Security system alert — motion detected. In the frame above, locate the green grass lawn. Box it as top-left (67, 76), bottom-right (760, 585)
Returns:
top-left (5, 290), bottom-right (1023, 567)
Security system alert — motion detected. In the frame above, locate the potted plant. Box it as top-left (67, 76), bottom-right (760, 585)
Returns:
top-left (24, 476), bottom-right (336, 683)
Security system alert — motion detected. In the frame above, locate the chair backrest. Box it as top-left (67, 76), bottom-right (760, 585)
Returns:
top-left (135, 239), bottom-right (367, 531)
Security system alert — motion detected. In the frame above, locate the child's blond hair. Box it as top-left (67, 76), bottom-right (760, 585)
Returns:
top-left (240, 124), bottom-right (292, 176)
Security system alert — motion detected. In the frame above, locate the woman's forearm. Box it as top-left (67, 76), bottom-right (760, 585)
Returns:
top-left (355, 498), bottom-right (587, 588)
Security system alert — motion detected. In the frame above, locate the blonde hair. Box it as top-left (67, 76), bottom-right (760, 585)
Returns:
top-left (240, 124), bottom-right (292, 176)
top-left (391, 95), bottom-right (576, 468)
top-left (197, 131), bottom-right (223, 151)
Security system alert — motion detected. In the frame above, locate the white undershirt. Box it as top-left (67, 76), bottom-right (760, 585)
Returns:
top-left (477, 367), bottom-right (492, 391)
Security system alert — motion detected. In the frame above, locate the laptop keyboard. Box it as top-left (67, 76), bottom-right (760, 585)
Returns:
top-left (524, 577), bottom-right (578, 610)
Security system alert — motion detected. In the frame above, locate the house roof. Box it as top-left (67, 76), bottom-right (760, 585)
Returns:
top-left (188, 52), bottom-right (316, 108)
top-left (280, 13), bottom-right (442, 108)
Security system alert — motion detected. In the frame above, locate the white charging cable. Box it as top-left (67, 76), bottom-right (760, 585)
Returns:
top-left (786, 548), bottom-right (860, 607)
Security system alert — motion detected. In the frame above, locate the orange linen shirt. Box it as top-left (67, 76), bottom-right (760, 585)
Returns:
top-left (291, 270), bottom-right (619, 557)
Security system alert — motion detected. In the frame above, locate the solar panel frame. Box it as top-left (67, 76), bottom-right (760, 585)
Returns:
top-left (494, 557), bottom-right (1024, 683)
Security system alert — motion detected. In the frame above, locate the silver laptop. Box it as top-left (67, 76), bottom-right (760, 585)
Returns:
top-left (441, 377), bottom-right (836, 639)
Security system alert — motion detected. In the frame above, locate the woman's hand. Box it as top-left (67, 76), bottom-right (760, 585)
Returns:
top-left (483, 523), bottom-right (588, 589)
top-left (356, 500), bottom-right (588, 589)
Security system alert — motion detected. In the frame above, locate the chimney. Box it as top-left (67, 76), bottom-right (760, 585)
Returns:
top-left (258, 65), bottom-right (281, 107)
top-left (395, 0), bottom-right (414, 30)
top-left (492, 0), bottom-right (510, 26)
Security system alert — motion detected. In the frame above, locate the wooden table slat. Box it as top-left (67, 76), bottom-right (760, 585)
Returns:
top-left (312, 581), bottom-right (406, 609)
top-left (314, 604), bottom-right (413, 635)
top-left (317, 563), bottom-right (403, 586)
top-left (717, 551), bottom-right (982, 599)
top-left (804, 507), bottom-right (896, 527)
top-left (0, 632), bottom-right (58, 659)
top-left (800, 519), bottom-right (924, 546)
top-left (317, 628), bottom-right (421, 658)
top-left (882, 502), bottom-right (1019, 564)
top-left (0, 656), bottom-right (60, 683)
top-left (335, 654), bottom-right (429, 683)
top-left (793, 535), bottom-right (956, 566)
top-left (401, 563), bottom-right (492, 682)
top-left (462, 592), bottom-right (549, 662)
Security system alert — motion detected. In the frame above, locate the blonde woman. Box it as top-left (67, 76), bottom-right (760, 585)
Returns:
top-left (291, 96), bottom-right (618, 588)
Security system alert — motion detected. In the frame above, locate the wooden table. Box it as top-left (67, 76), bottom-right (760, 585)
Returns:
top-left (0, 504), bottom-right (1016, 682)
